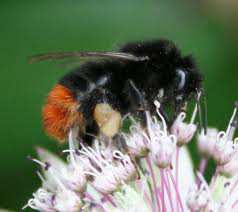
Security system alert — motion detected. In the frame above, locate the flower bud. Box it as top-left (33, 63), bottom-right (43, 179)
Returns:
top-left (54, 189), bottom-right (82, 212)
top-left (218, 143), bottom-right (238, 177)
top-left (60, 164), bottom-right (87, 192)
top-left (147, 101), bottom-right (177, 168)
top-left (187, 187), bottom-right (210, 212)
top-left (213, 105), bottom-right (238, 165)
top-left (197, 128), bottom-right (218, 157)
top-left (92, 167), bottom-right (121, 194)
top-left (150, 133), bottom-right (177, 168)
top-left (113, 150), bottom-right (137, 182)
top-left (187, 175), bottom-right (211, 212)
top-left (171, 112), bottom-right (197, 146)
top-left (23, 188), bottom-right (55, 212)
top-left (125, 124), bottom-right (149, 157)
top-left (212, 132), bottom-right (237, 165)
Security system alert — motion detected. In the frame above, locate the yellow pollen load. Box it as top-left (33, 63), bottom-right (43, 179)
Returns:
top-left (93, 103), bottom-right (122, 138)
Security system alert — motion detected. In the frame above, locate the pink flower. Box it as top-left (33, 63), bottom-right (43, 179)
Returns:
top-left (23, 100), bottom-right (238, 212)
top-left (197, 128), bottom-right (218, 157)
top-left (171, 111), bottom-right (197, 146)
top-left (146, 101), bottom-right (177, 168)
top-left (123, 121), bottom-right (149, 157)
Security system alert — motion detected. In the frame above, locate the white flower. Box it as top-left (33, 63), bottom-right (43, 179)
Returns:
top-left (123, 121), bottom-right (149, 157)
top-left (197, 128), bottom-right (218, 157)
top-left (149, 131), bottom-right (177, 168)
top-left (209, 175), bottom-right (238, 211)
top-left (212, 131), bottom-right (238, 165)
top-left (112, 150), bottom-right (137, 182)
top-left (54, 189), bottom-right (82, 212)
top-left (78, 144), bottom-right (137, 194)
top-left (187, 173), bottom-right (212, 211)
top-left (147, 101), bottom-right (177, 168)
top-left (37, 134), bottom-right (87, 193)
top-left (212, 105), bottom-right (238, 165)
top-left (171, 107), bottom-right (197, 146)
top-left (112, 185), bottom-right (150, 212)
top-left (23, 100), bottom-right (238, 212)
top-left (218, 143), bottom-right (238, 177)
top-left (23, 188), bottom-right (55, 212)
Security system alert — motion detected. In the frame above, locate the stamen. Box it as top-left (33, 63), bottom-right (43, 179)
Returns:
top-left (87, 145), bottom-right (111, 167)
top-left (201, 90), bottom-right (208, 134)
top-left (76, 150), bottom-right (103, 174)
top-left (154, 100), bottom-right (167, 132)
top-left (196, 172), bottom-right (211, 196)
top-left (78, 145), bottom-right (106, 171)
top-left (145, 111), bottom-right (156, 144)
top-left (226, 103), bottom-right (238, 140)
top-left (190, 103), bottom-right (198, 124)
top-left (28, 156), bottom-right (50, 170)
top-left (36, 171), bottom-right (46, 183)
top-left (196, 90), bottom-right (204, 133)
top-left (83, 171), bottom-right (98, 178)
top-left (68, 130), bottom-right (77, 167)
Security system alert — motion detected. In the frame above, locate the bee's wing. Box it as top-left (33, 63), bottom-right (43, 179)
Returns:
top-left (29, 51), bottom-right (149, 63)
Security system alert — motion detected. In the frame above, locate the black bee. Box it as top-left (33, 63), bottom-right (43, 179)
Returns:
top-left (31, 39), bottom-right (202, 143)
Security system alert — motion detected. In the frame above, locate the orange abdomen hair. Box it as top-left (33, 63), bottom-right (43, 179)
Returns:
top-left (42, 84), bottom-right (84, 143)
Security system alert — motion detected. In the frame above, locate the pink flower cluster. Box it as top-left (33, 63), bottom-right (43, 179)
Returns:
top-left (23, 101), bottom-right (238, 212)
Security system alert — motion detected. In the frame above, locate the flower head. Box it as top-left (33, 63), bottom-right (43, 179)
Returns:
top-left (23, 100), bottom-right (238, 212)
top-left (78, 143), bottom-right (137, 194)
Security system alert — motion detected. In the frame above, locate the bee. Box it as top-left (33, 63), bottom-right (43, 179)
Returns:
top-left (31, 39), bottom-right (202, 143)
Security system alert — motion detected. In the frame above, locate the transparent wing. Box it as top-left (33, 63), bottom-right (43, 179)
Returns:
top-left (29, 51), bottom-right (149, 63)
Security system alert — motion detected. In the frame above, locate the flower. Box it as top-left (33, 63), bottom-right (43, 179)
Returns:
top-left (217, 143), bottom-right (238, 177)
top-left (187, 173), bottom-right (211, 211)
top-left (23, 100), bottom-right (238, 212)
top-left (171, 105), bottom-right (197, 146)
top-left (123, 121), bottom-right (149, 157)
top-left (197, 128), bottom-right (218, 157)
top-left (23, 188), bottom-right (55, 212)
top-left (212, 105), bottom-right (238, 165)
top-left (54, 188), bottom-right (83, 212)
top-left (147, 101), bottom-right (177, 168)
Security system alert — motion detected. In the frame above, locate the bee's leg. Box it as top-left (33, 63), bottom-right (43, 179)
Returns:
top-left (159, 105), bottom-right (170, 125)
top-left (82, 120), bottom-right (99, 146)
top-left (124, 79), bottom-right (147, 111)
top-left (79, 90), bottom-right (122, 144)
top-left (123, 79), bottom-right (148, 127)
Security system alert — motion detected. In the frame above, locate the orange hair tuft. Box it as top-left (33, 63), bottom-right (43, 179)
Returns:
top-left (42, 84), bottom-right (84, 142)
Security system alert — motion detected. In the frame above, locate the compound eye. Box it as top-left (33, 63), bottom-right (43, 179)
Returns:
top-left (175, 69), bottom-right (187, 91)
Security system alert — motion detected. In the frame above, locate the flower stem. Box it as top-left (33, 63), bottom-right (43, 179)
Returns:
top-left (168, 169), bottom-right (184, 212)
top-left (160, 169), bottom-right (166, 212)
top-left (162, 169), bottom-right (174, 212)
top-left (196, 158), bottom-right (208, 186)
top-left (146, 157), bottom-right (161, 212)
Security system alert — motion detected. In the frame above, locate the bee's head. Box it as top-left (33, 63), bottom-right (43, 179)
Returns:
top-left (173, 55), bottom-right (202, 111)
top-left (120, 39), bottom-right (203, 110)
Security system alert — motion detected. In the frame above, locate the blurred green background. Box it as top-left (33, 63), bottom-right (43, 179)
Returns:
top-left (1, 0), bottom-right (238, 210)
